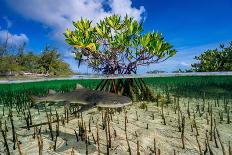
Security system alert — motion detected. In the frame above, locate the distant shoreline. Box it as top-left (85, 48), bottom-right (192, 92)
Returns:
top-left (0, 72), bottom-right (232, 84)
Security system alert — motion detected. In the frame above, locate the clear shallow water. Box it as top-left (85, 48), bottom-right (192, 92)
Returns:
top-left (1, 73), bottom-right (232, 99)
top-left (0, 73), bottom-right (232, 155)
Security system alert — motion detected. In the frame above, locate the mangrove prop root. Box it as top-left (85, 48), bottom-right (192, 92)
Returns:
top-left (16, 133), bottom-right (23, 155)
top-left (107, 111), bottom-right (112, 148)
top-left (96, 78), bottom-right (156, 101)
top-left (89, 117), bottom-right (91, 132)
top-left (181, 116), bottom-right (185, 149)
top-left (74, 130), bottom-right (79, 142)
top-left (227, 107), bottom-right (230, 124)
top-left (158, 149), bottom-right (161, 155)
top-left (204, 139), bottom-right (208, 154)
top-left (229, 141), bottom-right (232, 155)
top-left (206, 130), bottom-right (213, 155)
top-left (33, 127), bottom-right (36, 139)
top-left (213, 119), bottom-right (219, 148)
top-left (20, 114), bottom-right (78, 129)
top-left (0, 120), bottom-right (10, 155)
top-left (96, 119), bottom-right (100, 155)
top-left (55, 110), bottom-right (60, 137)
top-left (206, 113), bottom-right (209, 125)
top-left (195, 135), bottom-right (202, 155)
top-left (85, 124), bottom-right (88, 155)
top-left (154, 137), bottom-right (157, 155)
top-left (104, 111), bottom-right (109, 155)
top-left (53, 125), bottom-right (59, 151)
top-left (114, 129), bottom-right (117, 138)
top-left (9, 110), bottom-right (16, 150)
top-left (174, 149), bottom-right (176, 155)
top-left (92, 133), bottom-right (96, 144)
top-left (101, 111), bottom-right (105, 130)
top-left (193, 113), bottom-right (199, 136)
top-left (137, 139), bottom-right (140, 155)
top-left (216, 128), bottom-right (226, 155)
top-left (178, 108), bottom-right (181, 132)
top-left (36, 127), bottom-right (43, 155)
top-left (136, 111), bottom-right (139, 121)
top-left (161, 103), bottom-right (166, 125)
top-left (125, 112), bottom-right (132, 155)
top-left (210, 105), bottom-right (213, 141)
top-left (45, 110), bottom-right (54, 141)
top-left (5, 120), bottom-right (8, 132)
top-left (187, 101), bottom-right (190, 118)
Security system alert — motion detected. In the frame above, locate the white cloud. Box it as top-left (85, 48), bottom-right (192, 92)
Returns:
top-left (109, 0), bottom-right (145, 21)
top-left (3, 16), bottom-right (12, 29)
top-left (0, 30), bottom-right (29, 46)
top-left (6, 0), bottom-right (145, 42)
top-left (179, 61), bottom-right (190, 67)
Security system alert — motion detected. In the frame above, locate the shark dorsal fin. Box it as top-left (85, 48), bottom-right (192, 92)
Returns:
top-left (48, 89), bottom-right (57, 95)
top-left (76, 84), bottom-right (84, 90)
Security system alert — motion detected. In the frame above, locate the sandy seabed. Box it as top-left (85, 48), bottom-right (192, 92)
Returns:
top-left (0, 96), bottom-right (231, 155)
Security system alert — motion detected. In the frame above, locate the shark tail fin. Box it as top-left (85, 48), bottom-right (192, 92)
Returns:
top-left (48, 89), bottom-right (57, 95)
top-left (76, 84), bottom-right (84, 90)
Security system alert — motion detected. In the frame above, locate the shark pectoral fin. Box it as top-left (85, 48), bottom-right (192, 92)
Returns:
top-left (72, 104), bottom-right (95, 114)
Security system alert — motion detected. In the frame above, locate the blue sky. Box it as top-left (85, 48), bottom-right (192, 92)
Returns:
top-left (0, 0), bottom-right (232, 73)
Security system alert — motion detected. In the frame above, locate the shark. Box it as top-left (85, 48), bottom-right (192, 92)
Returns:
top-left (31, 84), bottom-right (132, 113)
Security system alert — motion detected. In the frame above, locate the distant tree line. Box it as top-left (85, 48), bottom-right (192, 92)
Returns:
top-left (0, 40), bottom-right (73, 76)
top-left (172, 69), bottom-right (192, 73)
top-left (191, 41), bottom-right (232, 72)
top-left (173, 41), bottom-right (232, 73)
top-left (146, 70), bottom-right (166, 74)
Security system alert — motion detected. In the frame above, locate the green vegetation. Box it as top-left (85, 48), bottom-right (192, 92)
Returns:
top-left (1, 76), bottom-right (231, 108)
top-left (64, 14), bottom-right (176, 100)
top-left (144, 76), bottom-right (232, 99)
top-left (191, 41), bottom-right (232, 72)
top-left (65, 14), bottom-right (176, 74)
top-left (0, 79), bottom-right (100, 108)
top-left (0, 44), bottom-right (73, 76)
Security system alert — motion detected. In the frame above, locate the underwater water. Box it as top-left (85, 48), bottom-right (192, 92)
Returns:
top-left (0, 75), bottom-right (232, 155)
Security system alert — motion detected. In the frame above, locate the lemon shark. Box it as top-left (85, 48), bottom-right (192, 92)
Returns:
top-left (31, 84), bottom-right (132, 112)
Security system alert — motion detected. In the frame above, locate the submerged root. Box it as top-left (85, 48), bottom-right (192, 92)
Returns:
top-left (96, 78), bottom-right (157, 102)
